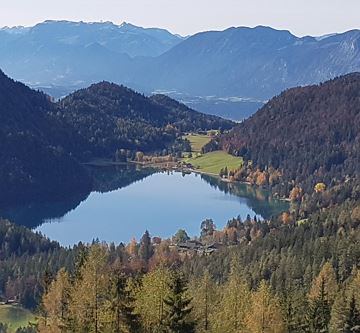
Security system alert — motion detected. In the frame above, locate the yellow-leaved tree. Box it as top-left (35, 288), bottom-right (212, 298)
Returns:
top-left (314, 182), bottom-right (326, 193)
top-left (188, 270), bottom-right (219, 332)
top-left (245, 280), bottom-right (285, 333)
top-left (69, 244), bottom-right (110, 333)
top-left (308, 262), bottom-right (338, 304)
top-left (38, 268), bottom-right (71, 333)
top-left (212, 260), bottom-right (250, 333)
top-left (134, 266), bottom-right (172, 332)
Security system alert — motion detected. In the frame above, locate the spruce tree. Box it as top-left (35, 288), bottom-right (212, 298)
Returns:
top-left (281, 288), bottom-right (301, 333)
top-left (110, 270), bottom-right (140, 333)
top-left (163, 272), bottom-right (195, 333)
top-left (139, 230), bottom-right (154, 262)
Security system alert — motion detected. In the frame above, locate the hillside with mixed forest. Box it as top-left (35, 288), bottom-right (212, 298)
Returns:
top-left (57, 82), bottom-right (233, 157)
top-left (209, 73), bottom-right (360, 201)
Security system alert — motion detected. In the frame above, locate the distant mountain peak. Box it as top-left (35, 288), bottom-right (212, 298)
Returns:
top-left (41, 19), bottom-right (78, 25)
top-left (119, 21), bottom-right (136, 28)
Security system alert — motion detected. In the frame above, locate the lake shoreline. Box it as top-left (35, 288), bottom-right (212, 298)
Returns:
top-left (84, 158), bottom-right (291, 202)
top-left (33, 168), bottom-right (289, 246)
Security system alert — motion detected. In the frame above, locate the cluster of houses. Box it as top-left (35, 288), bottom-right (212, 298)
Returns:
top-left (0, 297), bottom-right (19, 306)
top-left (172, 240), bottom-right (223, 256)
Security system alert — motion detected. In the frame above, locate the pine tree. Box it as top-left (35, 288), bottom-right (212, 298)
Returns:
top-left (108, 270), bottom-right (140, 333)
top-left (163, 272), bottom-right (195, 333)
top-left (139, 230), bottom-right (154, 262)
top-left (73, 244), bottom-right (89, 280)
top-left (281, 288), bottom-right (307, 333)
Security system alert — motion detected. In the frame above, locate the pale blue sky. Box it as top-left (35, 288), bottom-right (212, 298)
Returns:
top-left (1, 0), bottom-right (359, 36)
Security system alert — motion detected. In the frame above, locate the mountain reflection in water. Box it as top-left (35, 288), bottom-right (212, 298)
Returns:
top-left (0, 165), bottom-right (288, 245)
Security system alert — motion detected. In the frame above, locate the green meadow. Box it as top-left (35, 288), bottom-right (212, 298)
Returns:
top-left (0, 305), bottom-right (35, 332)
top-left (183, 134), bottom-right (212, 152)
top-left (185, 151), bottom-right (243, 175)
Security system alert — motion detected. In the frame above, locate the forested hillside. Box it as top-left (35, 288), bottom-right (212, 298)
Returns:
top-left (0, 70), bottom-right (92, 204)
top-left (211, 73), bottom-right (360, 202)
top-left (57, 82), bottom-right (233, 156)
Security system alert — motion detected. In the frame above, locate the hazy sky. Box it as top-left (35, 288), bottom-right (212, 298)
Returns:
top-left (1, 0), bottom-right (359, 36)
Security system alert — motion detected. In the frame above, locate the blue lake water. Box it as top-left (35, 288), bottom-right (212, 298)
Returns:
top-left (1, 165), bottom-right (288, 246)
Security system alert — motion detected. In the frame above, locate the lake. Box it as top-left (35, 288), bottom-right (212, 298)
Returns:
top-left (0, 165), bottom-right (288, 246)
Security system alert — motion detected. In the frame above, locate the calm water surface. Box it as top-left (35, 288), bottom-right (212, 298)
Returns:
top-left (1, 166), bottom-right (288, 246)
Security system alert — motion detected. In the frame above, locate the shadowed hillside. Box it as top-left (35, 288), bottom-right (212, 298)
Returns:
top-left (0, 70), bottom-right (92, 204)
top-left (212, 73), bottom-right (360, 196)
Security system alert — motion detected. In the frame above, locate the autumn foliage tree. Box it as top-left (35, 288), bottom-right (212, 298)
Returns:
top-left (212, 260), bottom-right (250, 332)
top-left (245, 280), bottom-right (285, 333)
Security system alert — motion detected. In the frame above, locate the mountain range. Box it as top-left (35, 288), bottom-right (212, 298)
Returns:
top-left (0, 21), bottom-right (360, 120)
top-left (0, 20), bottom-right (183, 93)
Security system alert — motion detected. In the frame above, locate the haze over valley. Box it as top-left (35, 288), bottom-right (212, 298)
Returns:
top-left (1, 20), bottom-right (359, 119)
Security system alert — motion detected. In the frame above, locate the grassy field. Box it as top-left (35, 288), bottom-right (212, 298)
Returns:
top-left (184, 151), bottom-right (243, 175)
top-left (183, 134), bottom-right (212, 153)
top-left (0, 305), bottom-right (35, 331)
